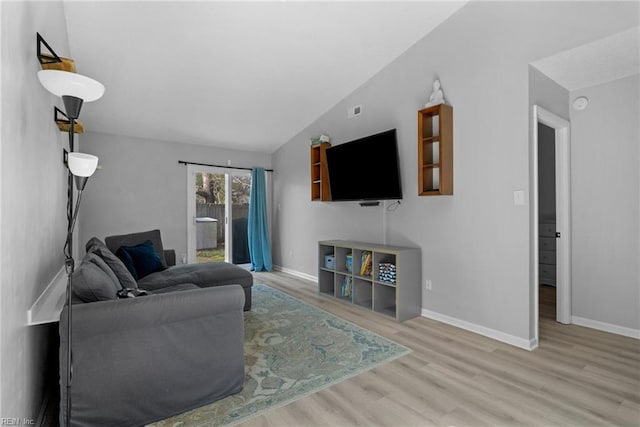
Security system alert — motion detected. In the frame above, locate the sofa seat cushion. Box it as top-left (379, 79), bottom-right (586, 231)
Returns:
top-left (138, 262), bottom-right (253, 292)
top-left (148, 283), bottom-right (200, 294)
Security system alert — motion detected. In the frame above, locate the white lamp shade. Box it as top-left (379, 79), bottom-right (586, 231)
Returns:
top-left (68, 152), bottom-right (98, 177)
top-left (38, 70), bottom-right (104, 102)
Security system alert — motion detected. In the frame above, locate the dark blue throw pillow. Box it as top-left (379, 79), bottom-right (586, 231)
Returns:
top-left (115, 240), bottom-right (164, 280)
top-left (115, 247), bottom-right (138, 280)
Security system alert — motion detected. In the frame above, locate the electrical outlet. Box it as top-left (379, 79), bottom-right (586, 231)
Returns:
top-left (425, 279), bottom-right (432, 291)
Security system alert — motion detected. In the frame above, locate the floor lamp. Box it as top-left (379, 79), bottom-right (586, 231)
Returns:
top-left (37, 67), bottom-right (104, 426)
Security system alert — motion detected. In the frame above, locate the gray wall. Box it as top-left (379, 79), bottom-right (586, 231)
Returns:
top-left (570, 74), bottom-right (639, 330)
top-left (1, 1), bottom-right (70, 419)
top-left (78, 132), bottom-right (271, 259)
top-left (529, 66), bottom-right (570, 120)
top-left (272, 1), bottom-right (638, 341)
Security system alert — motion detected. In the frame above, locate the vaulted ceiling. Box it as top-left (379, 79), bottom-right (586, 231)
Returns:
top-left (63, 1), bottom-right (467, 153)
top-left (63, 2), bottom-right (638, 153)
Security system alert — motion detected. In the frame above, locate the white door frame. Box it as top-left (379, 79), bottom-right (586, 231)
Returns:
top-left (532, 105), bottom-right (572, 342)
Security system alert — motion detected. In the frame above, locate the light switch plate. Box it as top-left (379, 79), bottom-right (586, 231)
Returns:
top-left (514, 190), bottom-right (525, 206)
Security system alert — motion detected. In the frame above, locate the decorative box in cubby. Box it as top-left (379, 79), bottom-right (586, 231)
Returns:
top-left (324, 254), bottom-right (335, 269)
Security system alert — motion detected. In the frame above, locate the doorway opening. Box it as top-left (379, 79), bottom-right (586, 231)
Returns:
top-left (533, 106), bottom-right (572, 344)
top-left (538, 122), bottom-right (558, 321)
top-left (187, 165), bottom-right (252, 266)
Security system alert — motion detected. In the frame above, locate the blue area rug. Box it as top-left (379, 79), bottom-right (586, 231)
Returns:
top-left (152, 284), bottom-right (410, 426)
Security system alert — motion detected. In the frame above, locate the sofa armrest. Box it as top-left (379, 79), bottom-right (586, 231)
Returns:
top-left (164, 249), bottom-right (176, 266)
top-left (60, 285), bottom-right (245, 426)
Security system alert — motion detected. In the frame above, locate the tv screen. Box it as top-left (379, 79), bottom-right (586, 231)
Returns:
top-left (325, 129), bottom-right (402, 201)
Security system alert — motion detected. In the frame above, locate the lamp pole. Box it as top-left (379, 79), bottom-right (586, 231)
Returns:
top-left (60, 93), bottom-right (92, 427)
top-left (63, 98), bottom-right (79, 427)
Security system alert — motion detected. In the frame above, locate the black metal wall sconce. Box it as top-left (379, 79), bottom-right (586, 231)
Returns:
top-left (37, 32), bottom-right (76, 72)
top-left (55, 106), bottom-right (84, 134)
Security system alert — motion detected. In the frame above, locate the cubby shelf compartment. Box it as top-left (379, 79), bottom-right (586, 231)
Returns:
top-left (418, 104), bottom-right (453, 196)
top-left (353, 278), bottom-right (373, 309)
top-left (318, 240), bottom-right (421, 322)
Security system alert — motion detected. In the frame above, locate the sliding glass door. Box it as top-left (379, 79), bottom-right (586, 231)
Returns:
top-left (187, 165), bottom-right (251, 265)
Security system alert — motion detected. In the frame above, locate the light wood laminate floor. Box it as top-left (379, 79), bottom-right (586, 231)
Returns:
top-left (249, 271), bottom-right (640, 426)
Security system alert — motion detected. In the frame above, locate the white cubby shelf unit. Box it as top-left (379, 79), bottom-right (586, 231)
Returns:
top-left (318, 240), bottom-right (421, 322)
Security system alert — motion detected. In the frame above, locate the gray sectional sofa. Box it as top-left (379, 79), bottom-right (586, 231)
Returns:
top-left (60, 229), bottom-right (253, 426)
top-left (104, 229), bottom-right (254, 310)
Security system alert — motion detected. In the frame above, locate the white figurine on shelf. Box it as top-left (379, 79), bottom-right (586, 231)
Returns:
top-left (425, 79), bottom-right (445, 107)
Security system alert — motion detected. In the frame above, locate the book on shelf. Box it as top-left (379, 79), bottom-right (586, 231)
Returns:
top-left (341, 276), bottom-right (352, 297)
top-left (360, 251), bottom-right (372, 276)
top-left (346, 253), bottom-right (353, 273)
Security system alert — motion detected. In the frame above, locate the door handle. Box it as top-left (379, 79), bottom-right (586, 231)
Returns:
top-left (555, 232), bottom-right (561, 238)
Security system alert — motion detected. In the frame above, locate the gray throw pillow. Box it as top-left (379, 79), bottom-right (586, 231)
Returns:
top-left (71, 255), bottom-right (121, 303)
top-left (85, 253), bottom-right (122, 290)
top-left (86, 237), bottom-right (138, 289)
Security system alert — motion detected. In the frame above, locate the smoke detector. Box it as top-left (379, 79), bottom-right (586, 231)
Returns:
top-left (572, 96), bottom-right (589, 111)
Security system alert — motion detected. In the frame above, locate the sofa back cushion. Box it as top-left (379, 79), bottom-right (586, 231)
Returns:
top-left (116, 240), bottom-right (165, 280)
top-left (105, 229), bottom-right (168, 268)
top-left (86, 237), bottom-right (138, 289)
top-left (72, 253), bottom-right (122, 303)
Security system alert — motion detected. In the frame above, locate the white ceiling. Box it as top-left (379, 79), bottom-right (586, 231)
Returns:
top-left (63, 1), bottom-right (467, 153)
top-left (532, 26), bottom-right (640, 91)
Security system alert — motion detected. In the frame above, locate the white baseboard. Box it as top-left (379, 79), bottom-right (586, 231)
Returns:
top-left (272, 265), bottom-right (318, 283)
top-left (271, 267), bottom-right (537, 350)
top-left (421, 308), bottom-right (537, 351)
top-left (572, 316), bottom-right (640, 339)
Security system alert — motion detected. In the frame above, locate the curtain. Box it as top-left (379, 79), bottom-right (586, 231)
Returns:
top-left (248, 167), bottom-right (272, 271)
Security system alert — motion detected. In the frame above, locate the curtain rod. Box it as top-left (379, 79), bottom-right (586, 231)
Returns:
top-left (178, 160), bottom-right (273, 172)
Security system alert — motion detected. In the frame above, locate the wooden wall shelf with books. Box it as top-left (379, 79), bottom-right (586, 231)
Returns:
top-left (418, 104), bottom-right (453, 195)
top-left (318, 240), bottom-right (421, 322)
top-left (310, 142), bottom-right (331, 201)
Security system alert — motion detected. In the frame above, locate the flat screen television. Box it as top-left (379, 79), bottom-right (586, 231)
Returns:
top-left (325, 129), bottom-right (402, 202)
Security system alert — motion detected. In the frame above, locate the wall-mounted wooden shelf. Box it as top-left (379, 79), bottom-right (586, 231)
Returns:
top-left (39, 54), bottom-right (76, 72)
top-left (37, 33), bottom-right (77, 72)
top-left (418, 104), bottom-right (453, 196)
top-left (310, 142), bottom-right (331, 201)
